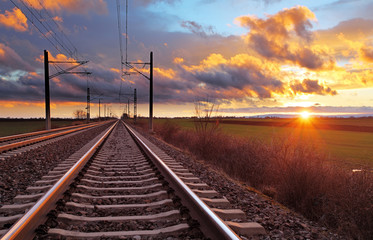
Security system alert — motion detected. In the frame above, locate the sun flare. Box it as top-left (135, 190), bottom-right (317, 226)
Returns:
top-left (300, 111), bottom-right (310, 119)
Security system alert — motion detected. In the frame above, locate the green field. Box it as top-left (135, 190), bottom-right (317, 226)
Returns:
top-left (152, 118), bottom-right (373, 169)
top-left (0, 119), bottom-right (84, 137)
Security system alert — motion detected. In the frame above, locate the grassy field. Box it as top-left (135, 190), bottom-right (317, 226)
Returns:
top-left (0, 119), bottom-right (85, 137)
top-left (151, 117), bottom-right (373, 169)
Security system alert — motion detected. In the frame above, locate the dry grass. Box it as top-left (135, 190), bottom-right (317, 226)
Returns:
top-left (148, 120), bottom-right (373, 239)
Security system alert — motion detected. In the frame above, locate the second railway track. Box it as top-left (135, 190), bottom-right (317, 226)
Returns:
top-left (1, 121), bottom-right (265, 239)
top-left (0, 122), bottom-right (108, 160)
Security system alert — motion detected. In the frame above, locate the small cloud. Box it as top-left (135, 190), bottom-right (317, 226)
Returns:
top-left (135, 0), bottom-right (179, 6)
top-left (181, 20), bottom-right (215, 38)
top-left (110, 68), bottom-right (120, 73)
top-left (173, 57), bottom-right (184, 64)
top-left (53, 16), bottom-right (63, 22)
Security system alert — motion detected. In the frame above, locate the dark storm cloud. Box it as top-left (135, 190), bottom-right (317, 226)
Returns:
top-left (290, 79), bottom-right (337, 96)
top-left (0, 43), bottom-right (34, 72)
top-left (191, 63), bottom-right (283, 98)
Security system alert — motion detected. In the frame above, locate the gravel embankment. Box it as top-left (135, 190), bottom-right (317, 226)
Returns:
top-left (136, 128), bottom-right (346, 239)
top-left (0, 122), bottom-right (112, 205)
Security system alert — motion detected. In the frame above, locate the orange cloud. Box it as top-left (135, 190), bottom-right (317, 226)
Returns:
top-left (36, 52), bottom-right (77, 63)
top-left (154, 67), bottom-right (176, 79)
top-left (53, 16), bottom-right (63, 22)
top-left (110, 68), bottom-right (120, 73)
top-left (25, 0), bottom-right (108, 15)
top-left (236, 6), bottom-right (335, 70)
top-left (173, 57), bottom-right (184, 64)
top-left (0, 100), bottom-right (44, 108)
top-left (0, 8), bottom-right (28, 32)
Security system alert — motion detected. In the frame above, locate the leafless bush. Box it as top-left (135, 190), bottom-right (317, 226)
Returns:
top-left (73, 109), bottom-right (86, 119)
top-left (193, 99), bottom-right (222, 158)
top-left (265, 134), bottom-right (331, 219)
top-left (154, 120), bottom-right (181, 142)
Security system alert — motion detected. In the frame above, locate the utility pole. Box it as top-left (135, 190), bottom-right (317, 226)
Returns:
top-left (44, 50), bottom-right (51, 130)
top-left (43, 50), bottom-right (90, 129)
top-left (98, 98), bottom-right (101, 121)
top-left (149, 52), bottom-right (153, 131)
top-left (86, 87), bottom-right (90, 123)
top-left (134, 88), bottom-right (137, 123)
top-left (125, 52), bottom-right (153, 131)
top-left (127, 98), bottom-right (130, 117)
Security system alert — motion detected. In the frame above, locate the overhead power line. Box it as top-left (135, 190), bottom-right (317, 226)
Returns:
top-left (10, 0), bottom-right (80, 59)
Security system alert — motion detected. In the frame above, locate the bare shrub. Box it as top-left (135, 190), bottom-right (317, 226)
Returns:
top-left (192, 99), bottom-right (221, 158)
top-left (154, 120), bottom-right (181, 142)
top-left (323, 171), bottom-right (373, 238)
top-left (265, 134), bottom-right (331, 220)
top-left (73, 109), bottom-right (86, 119)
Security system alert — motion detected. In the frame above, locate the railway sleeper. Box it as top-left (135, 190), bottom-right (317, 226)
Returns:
top-left (47, 223), bottom-right (191, 239)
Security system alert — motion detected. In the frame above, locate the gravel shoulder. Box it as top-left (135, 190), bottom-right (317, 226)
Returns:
top-left (135, 127), bottom-right (346, 239)
top-left (0, 122), bottom-right (112, 205)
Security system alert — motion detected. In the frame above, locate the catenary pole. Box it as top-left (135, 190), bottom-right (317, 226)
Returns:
top-left (44, 50), bottom-right (51, 130)
top-left (149, 51), bottom-right (153, 131)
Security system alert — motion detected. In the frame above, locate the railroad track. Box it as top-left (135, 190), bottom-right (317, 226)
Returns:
top-left (0, 121), bottom-right (109, 160)
top-left (0, 120), bottom-right (266, 239)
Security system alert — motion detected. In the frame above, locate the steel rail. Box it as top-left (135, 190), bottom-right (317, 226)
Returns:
top-left (1, 121), bottom-right (117, 240)
top-left (0, 122), bottom-right (106, 153)
top-left (122, 121), bottom-right (241, 240)
top-left (0, 122), bottom-right (100, 143)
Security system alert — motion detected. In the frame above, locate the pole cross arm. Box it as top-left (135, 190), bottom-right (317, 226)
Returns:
top-left (49, 61), bottom-right (88, 64)
top-left (62, 72), bottom-right (92, 75)
top-left (49, 61), bottom-right (89, 79)
top-left (124, 62), bottom-right (150, 80)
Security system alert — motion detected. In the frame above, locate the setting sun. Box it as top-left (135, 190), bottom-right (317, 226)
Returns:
top-left (300, 111), bottom-right (311, 119)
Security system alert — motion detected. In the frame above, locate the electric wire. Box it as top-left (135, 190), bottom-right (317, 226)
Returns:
top-left (10, 0), bottom-right (79, 59)
top-left (9, 0), bottom-right (64, 56)
top-left (20, 0), bottom-right (74, 57)
top-left (36, 0), bottom-right (79, 59)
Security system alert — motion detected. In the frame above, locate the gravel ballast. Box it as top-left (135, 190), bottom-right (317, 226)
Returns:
top-left (0, 122), bottom-right (113, 205)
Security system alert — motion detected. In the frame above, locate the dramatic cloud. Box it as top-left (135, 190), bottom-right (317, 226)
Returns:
top-left (181, 21), bottom-right (215, 38)
top-left (25, 0), bottom-right (108, 15)
top-left (176, 53), bottom-right (285, 99)
top-left (236, 6), bottom-right (336, 70)
top-left (290, 79), bottom-right (337, 96)
top-left (315, 18), bottom-right (373, 59)
top-left (0, 43), bottom-right (34, 71)
top-left (0, 8), bottom-right (28, 32)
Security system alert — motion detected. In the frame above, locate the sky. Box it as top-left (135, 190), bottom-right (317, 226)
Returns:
top-left (0, 0), bottom-right (373, 118)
